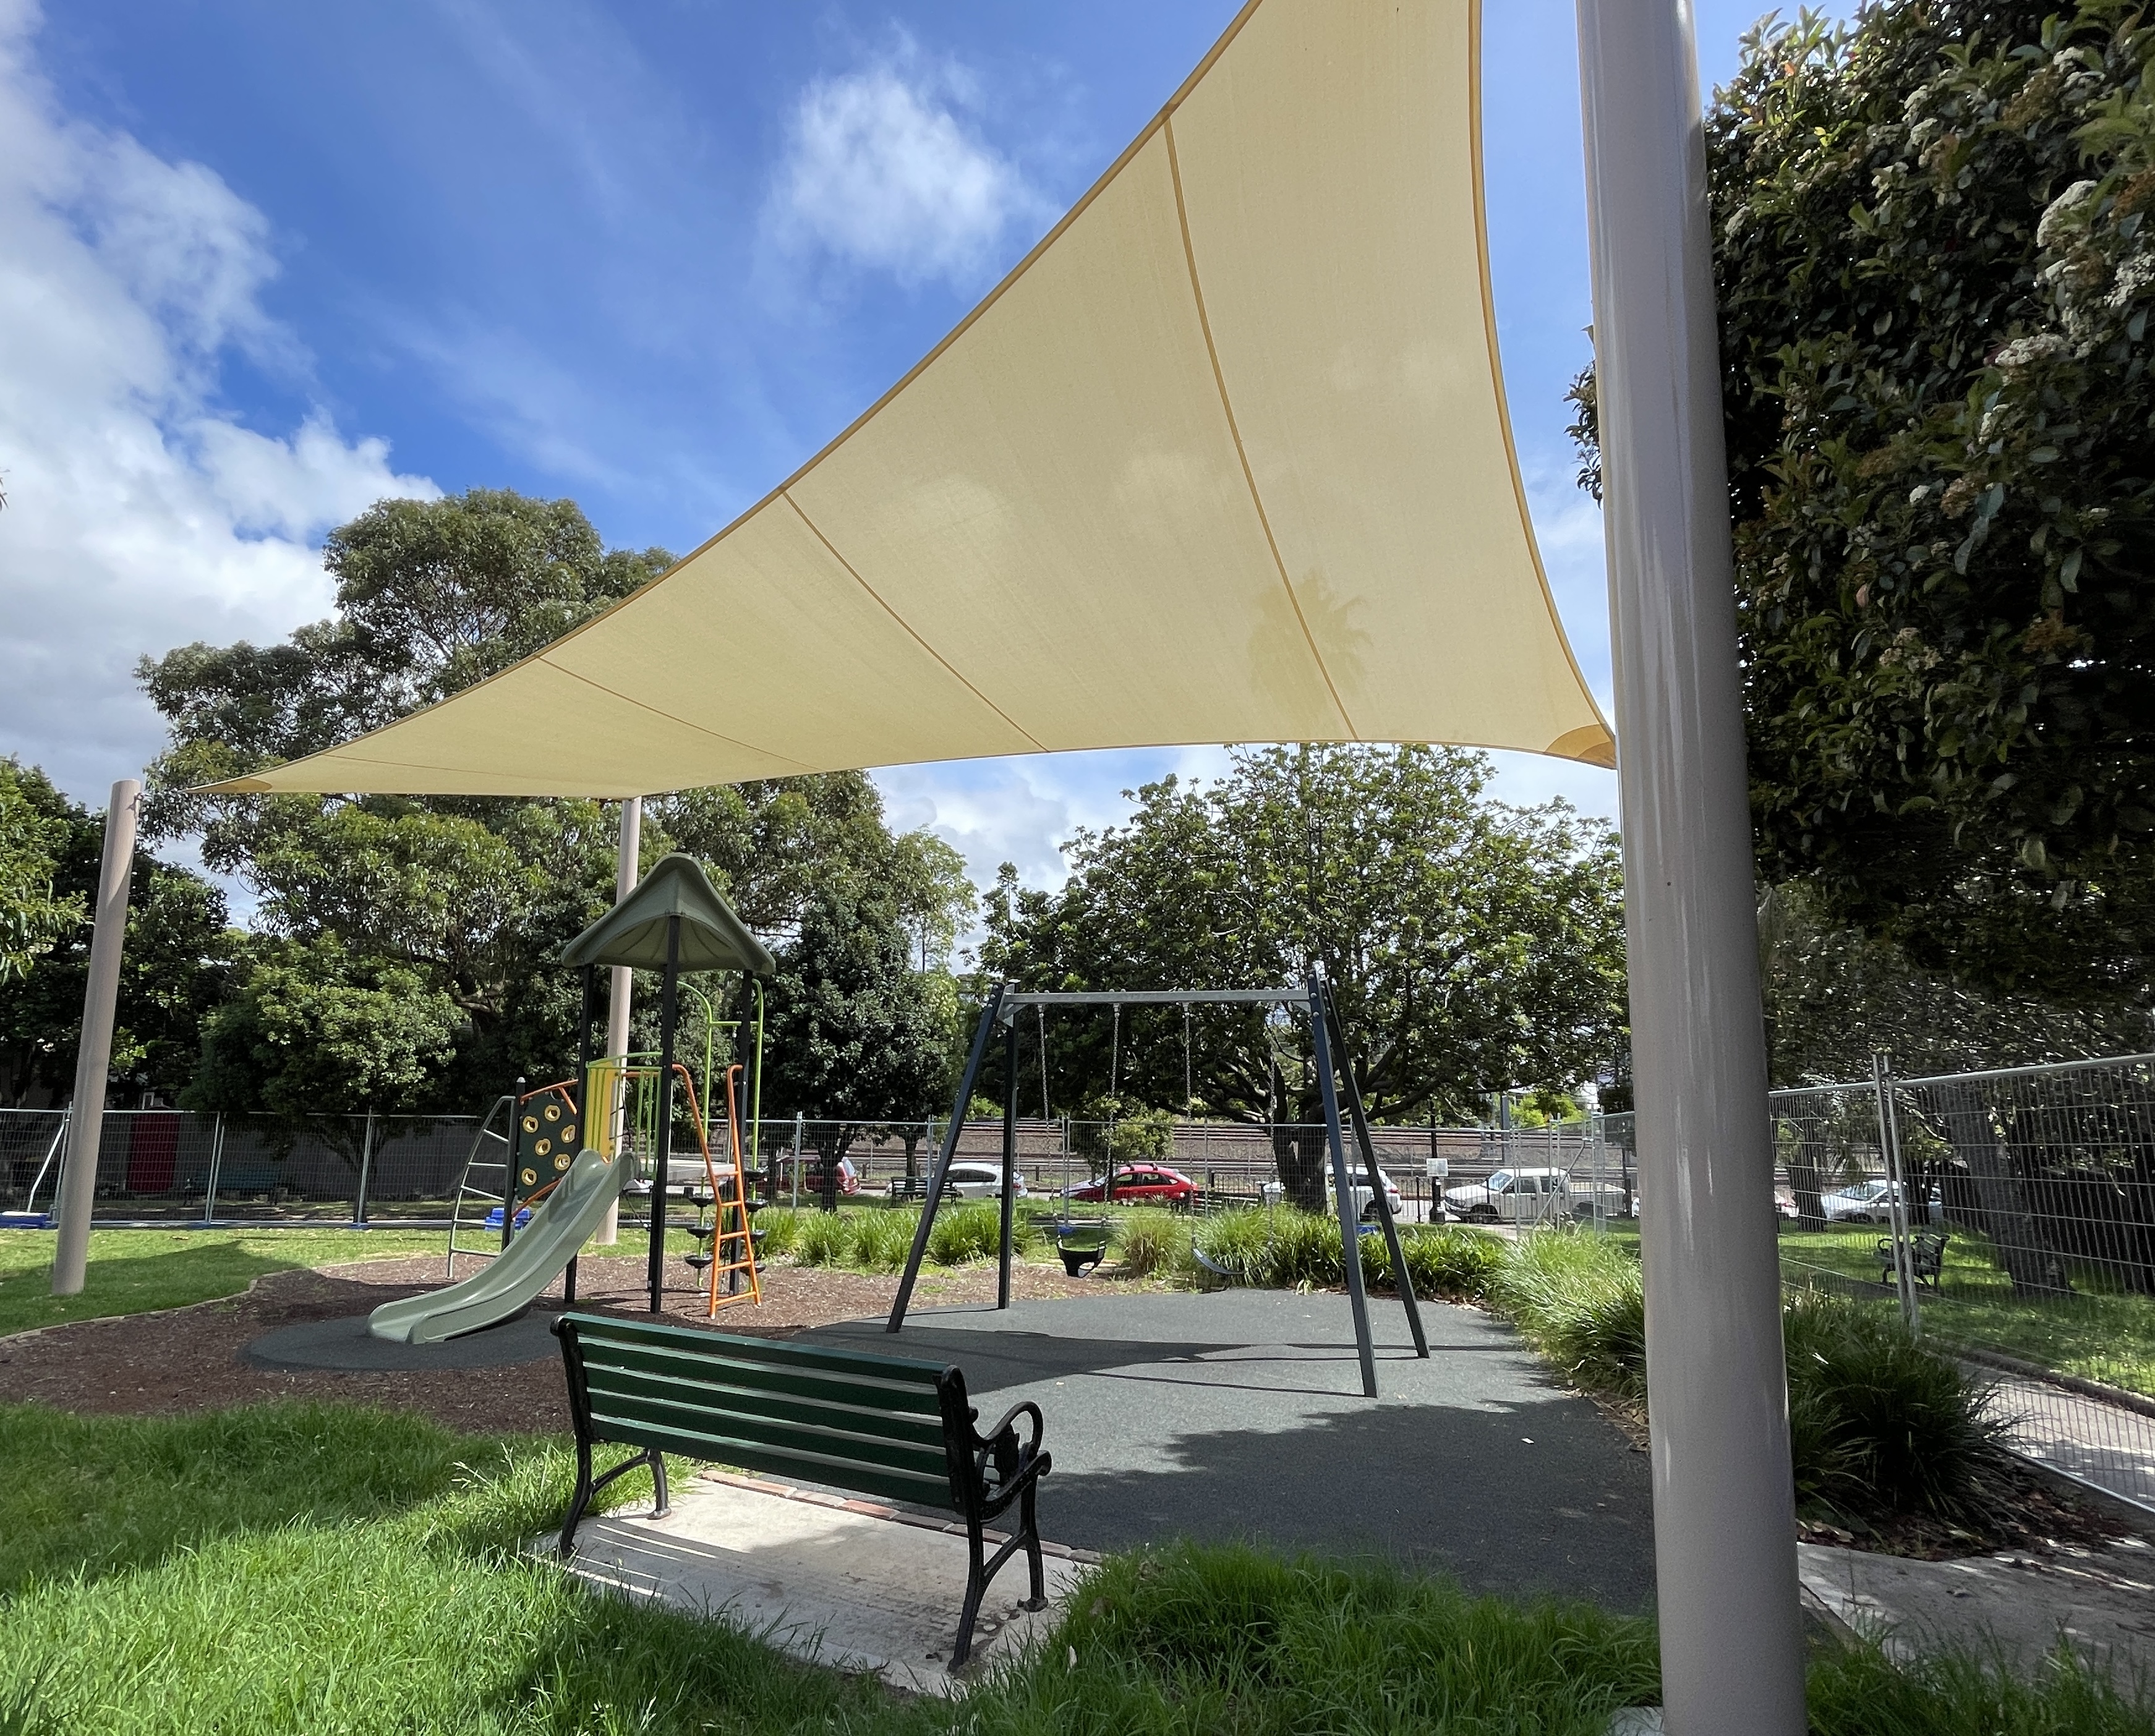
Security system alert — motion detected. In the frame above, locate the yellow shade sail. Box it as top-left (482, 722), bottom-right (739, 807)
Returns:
top-left (211, 0), bottom-right (1611, 801)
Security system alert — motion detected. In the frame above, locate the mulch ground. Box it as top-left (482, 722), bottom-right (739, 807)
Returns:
top-left (0, 1253), bottom-right (1125, 1436)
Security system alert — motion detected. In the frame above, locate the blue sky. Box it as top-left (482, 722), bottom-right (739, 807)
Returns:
top-left (0, 0), bottom-right (1819, 895)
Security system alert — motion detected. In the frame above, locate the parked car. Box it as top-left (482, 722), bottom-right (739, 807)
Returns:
top-left (1062, 1165), bottom-right (1198, 1207)
top-left (1816, 1180), bottom-right (1940, 1224)
top-left (1442, 1167), bottom-right (1613, 1224)
top-left (938, 1161), bottom-right (1027, 1201)
top-left (1328, 1167), bottom-right (1405, 1222)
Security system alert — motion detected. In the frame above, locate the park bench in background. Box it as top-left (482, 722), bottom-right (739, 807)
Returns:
top-left (552, 1311), bottom-right (1052, 1666)
top-left (1877, 1230), bottom-right (1950, 1290)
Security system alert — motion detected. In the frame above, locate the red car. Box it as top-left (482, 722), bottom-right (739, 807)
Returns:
top-left (1063, 1165), bottom-right (1199, 1208)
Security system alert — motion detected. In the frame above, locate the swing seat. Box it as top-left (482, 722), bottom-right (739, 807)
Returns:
top-left (1054, 1217), bottom-right (1110, 1278)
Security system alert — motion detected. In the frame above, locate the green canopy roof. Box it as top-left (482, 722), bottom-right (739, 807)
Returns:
top-left (560, 854), bottom-right (774, 974)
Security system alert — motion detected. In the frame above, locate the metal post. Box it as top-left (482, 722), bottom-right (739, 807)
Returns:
top-left (792, 1113), bottom-right (803, 1209)
top-left (1872, 1053), bottom-right (1919, 1334)
top-left (889, 986), bottom-right (1007, 1332)
top-left (1577, 2), bottom-right (1806, 1727)
top-left (1307, 973), bottom-right (1377, 1398)
top-left (999, 1015), bottom-right (1020, 1309)
top-left (354, 1107), bottom-right (376, 1227)
top-left (597, 795), bottom-right (641, 1247)
top-left (647, 914), bottom-right (680, 1313)
top-left (202, 1113), bottom-right (224, 1225)
top-left (52, 779), bottom-right (139, 1298)
top-left (1323, 982), bottom-right (1427, 1358)
top-left (505, 1078), bottom-right (525, 1251)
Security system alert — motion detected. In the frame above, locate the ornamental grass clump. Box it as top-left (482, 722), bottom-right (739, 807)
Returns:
top-left (1783, 1291), bottom-right (2011, 1521)
top-left (1190, 1208), bottom-right (1276, 1283)
top-left (1486, 1231), bottom-right (1648, 1402)
top-left (791, 1209), bottom-right (850, 1267)
top-left (845, 1210), bottom-right (916, 1274)
top-left (1112, 1210), bottom-right (1177, 1279)
top-left (1399, 1225), bottom-right (1505, 1301)
top-left (927, 1202), bottom-right (1002, 1266)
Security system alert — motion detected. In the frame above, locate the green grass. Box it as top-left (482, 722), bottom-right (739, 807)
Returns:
top-left (0, 1403), bottom-right (2146, 1733)
top-left (1779, 1224), bottom-right (2155, 1398)
top-left (0, 1225), bottom-right (662, 1343)
top-left (0, 1228), bottom-right (442, 1340)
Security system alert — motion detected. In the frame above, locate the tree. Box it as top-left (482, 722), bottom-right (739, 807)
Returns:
top-left (981, 745), bottom-right (1628, 1209)
top-left (1571, 2), bottom-right (2155, 1005)
top-left (0, 764), bottom-right (232, 1108)
top-left (759, 887), bottom-right (954, 1201)
top-left (0, 759), bottom-right (82, 985)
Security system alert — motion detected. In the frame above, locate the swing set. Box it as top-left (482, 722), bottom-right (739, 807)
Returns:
top-left (887, 972), bottom-right (1428, 1398)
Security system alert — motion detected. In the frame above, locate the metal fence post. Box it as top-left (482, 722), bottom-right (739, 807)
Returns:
top-left (202, 1114), bottom-right (224, 1225)
top-left (1871, 1054), bottom-right (1919, 1334)
top-left (354, 1107), bottom-right (376, 1227)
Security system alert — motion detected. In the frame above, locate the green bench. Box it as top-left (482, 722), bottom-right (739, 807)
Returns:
top-left (551, 1311), bottom-right (1052, 1666)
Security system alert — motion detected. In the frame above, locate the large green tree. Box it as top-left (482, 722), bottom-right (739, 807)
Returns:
top-left (981, 745), bottom-right (1627, 1208)
top-left (0, 759), bottom-right (82, 986)
top-left (0, 764), bottom-right (232, 1108)
top-left (1574, 0), bottom-right (2155, 1005)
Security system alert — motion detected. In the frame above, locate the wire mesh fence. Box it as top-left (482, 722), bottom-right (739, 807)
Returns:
top-left (1602, 1053), bottom-right (2155, 1511)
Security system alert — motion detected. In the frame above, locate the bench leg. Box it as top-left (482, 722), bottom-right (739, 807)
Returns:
top-left (952, 1521), bottom-right (988, 1670)
top-left (1019, 1474), bottom-right (1046, 1612)
top-left (649, 1450), bottom-right (670, 1520)
top-left (559, 1434), bottom-right (595, 1557)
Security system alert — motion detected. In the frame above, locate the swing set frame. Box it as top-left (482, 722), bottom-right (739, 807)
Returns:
top-left (885, 973), bottom-right (1428, 1397)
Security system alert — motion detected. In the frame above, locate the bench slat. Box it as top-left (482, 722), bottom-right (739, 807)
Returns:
top-left (584, 1364), bottom-right (947, 1447)
top-left (567, 1316), bottom-right (947, 1389)
top-left (576, 1338), bottom-right (944, 1415)
top-left (583, 1411), bottom-right (958, 1508)
top-left (586, 1381), bottom-right (952, 1479)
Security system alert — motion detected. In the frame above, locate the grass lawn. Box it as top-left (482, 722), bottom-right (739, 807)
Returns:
top-left (1777, 1225), bottom-right (2155, 1397)
top-left (0, 1225), bottom-right (666, 1343)
top-left (0, 1401), bottom-right (2145, 1734)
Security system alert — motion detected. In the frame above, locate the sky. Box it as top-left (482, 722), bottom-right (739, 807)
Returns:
top-left (0, 0), bottom-right (1818, 898)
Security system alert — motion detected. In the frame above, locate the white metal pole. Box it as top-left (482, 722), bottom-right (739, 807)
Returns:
top-left (1575, 4), bottom-right (1806, 1731)
top-left (596, 794), bottom-right (642, 1246)
top-left (51, 780), bottom-right (140, 1297)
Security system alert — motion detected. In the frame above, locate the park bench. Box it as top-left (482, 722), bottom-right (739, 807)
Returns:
top-left (551, 1311), bottom-right (1052, 1666)
top-left (1876, 1229), bottom-right (1949, 1290)
top-left (887, 1174), bottom-right (931, 1202)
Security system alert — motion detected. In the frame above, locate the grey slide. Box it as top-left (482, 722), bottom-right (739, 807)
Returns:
top-left (369, 1148), bottom-right (626, 1345)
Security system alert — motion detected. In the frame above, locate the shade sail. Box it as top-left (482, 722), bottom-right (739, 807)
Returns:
top-left (560, 854), bottom-right (775, 974)
top-left (211, 0), bottom-right (1612, 801)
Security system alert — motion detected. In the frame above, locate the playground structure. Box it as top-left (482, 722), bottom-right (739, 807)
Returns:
top-left (370, 854), bottom-right (775, 1342)
top-left (887, 973), bottom-right (1429, 1399)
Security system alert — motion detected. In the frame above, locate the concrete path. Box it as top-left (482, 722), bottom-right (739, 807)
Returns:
top-left (1799, 1537), bottom-right (2155, 1676)
top-left (553, 1470), bottom-right (1089, 1695)
top-left (810, 1289), bottom-right (1658, 1611)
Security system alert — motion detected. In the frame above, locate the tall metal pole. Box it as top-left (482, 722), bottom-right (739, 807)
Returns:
top-left (596, 796), bottom-right (641, 1246)
top-left (999, 1015), bottom-right (1019, 1309)
top-left (1576, 5), bottom-right (1806, 1730)
top-left (889, 985), bottom-right (1007, 1332)
top-left (646, 914), bottom-right (681, 1313)
top-left (1307, 973), bottom-right (1377, 1398)
top-left (51, 779), bottom-right (139, 1298)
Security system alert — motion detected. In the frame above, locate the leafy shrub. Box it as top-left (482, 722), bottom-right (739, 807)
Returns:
top-left (1266, 1209), bottom-right (1345, 1288)
top-left (847, 1211), bottom-right (917, 1274)
top-left (1399, 1227), bottom-right (1504, 1300)
top-left (1073, 1100), bottom-right (1176, 1166)
top-left (1112, 1210), bottom-right (1177, 1279)
top-left (928, 1202), bottom-right (1002, 1266)
top-left (792, 1210), bottom-right (850, 1267)
top-left (1782, 1293), bottom-right (2009, 1521)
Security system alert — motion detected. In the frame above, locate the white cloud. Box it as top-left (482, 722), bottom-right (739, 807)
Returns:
top-left (0, 1), bottom-right (435, 804)
top-left (766, 47), bottom-right (1049, 287)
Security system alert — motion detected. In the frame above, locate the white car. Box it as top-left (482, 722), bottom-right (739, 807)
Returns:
top-left (1817, 1180), bottom-right (1939, 1224)
top-left (1443, 1167), bottom-right (1594, 1224)
top-left (940, 1161), bottom-right (1028, 1201)
top-left (1328, 1167), bottom-right (1405, 1222)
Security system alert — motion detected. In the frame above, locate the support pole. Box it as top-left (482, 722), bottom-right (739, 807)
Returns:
top-left (889, 985), bottom-right (1006, 1332)
top-left (51, 778), bottom-right (139, 1298)
top-left (1307, 973), bottom-right (1376, 1398)
top-left (354, 1107), bottom-right (376, 1227)
top-left (1576, 4), bottom-right (1805, 1729)
top-left (598, 795), bottom-right (641, 1246)
top-left (647, 914), bottom-right (680, 1314)
top-left (1323, 983), bottom-right (1427, 1359)
top-left (999, 1014), bottom-right (1019, 1309)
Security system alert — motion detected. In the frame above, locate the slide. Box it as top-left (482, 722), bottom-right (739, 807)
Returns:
top-left (369, 1148), bottom-right (625, 1345)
